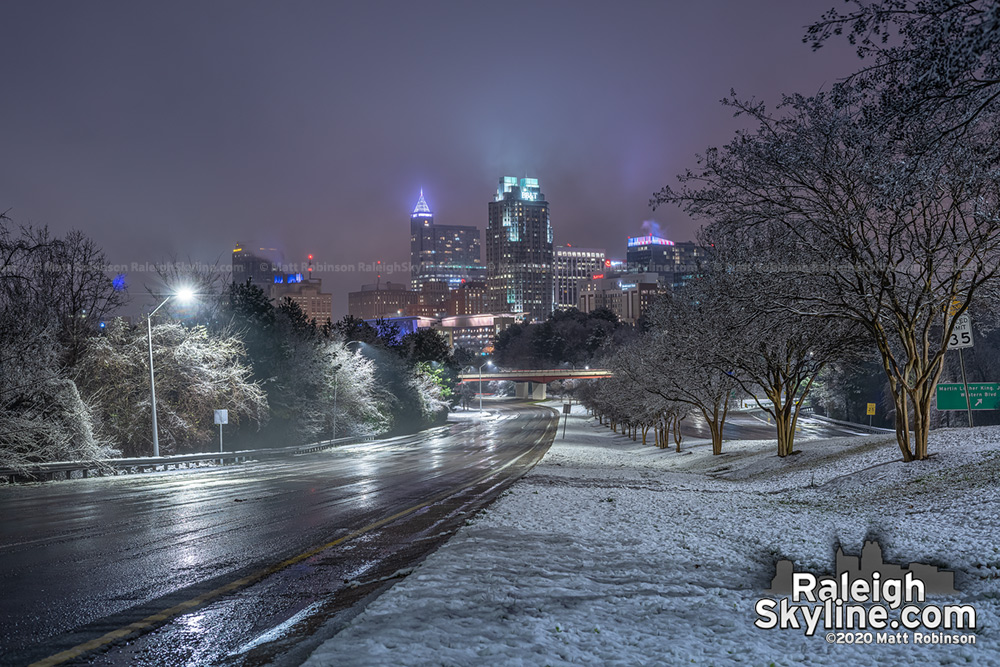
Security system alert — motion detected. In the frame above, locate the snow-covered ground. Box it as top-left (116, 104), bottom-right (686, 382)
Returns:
top-left (303, 404), bottom-right (1000, 666)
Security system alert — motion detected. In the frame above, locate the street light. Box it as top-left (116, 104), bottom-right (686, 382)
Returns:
top-left (147, 288), bottom-right (195, 457)
top-left (479, 360), bottom-right (493, 413)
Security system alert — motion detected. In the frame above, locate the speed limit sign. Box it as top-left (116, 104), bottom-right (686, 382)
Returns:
top-left (948, 314), bottom-right (974, 349)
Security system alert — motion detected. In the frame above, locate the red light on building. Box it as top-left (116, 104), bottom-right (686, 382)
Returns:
top-left (604, 259), bottom-right (611, 267)
top-left (592, 273), bottom-right (604, 279)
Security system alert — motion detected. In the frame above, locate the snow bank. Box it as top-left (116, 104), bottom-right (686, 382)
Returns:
top-left (304, 404), bottom-right (1000, 666)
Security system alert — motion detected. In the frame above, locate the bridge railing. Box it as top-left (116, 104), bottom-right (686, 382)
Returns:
top-left (457, 369), bottom-right (611, 381)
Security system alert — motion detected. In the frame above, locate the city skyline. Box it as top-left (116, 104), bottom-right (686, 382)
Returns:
top-left (0, 1), bottom-right (861, 316)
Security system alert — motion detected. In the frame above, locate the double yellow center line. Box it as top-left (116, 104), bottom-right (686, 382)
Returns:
top-left (31, 415), bottom-right (554, 667)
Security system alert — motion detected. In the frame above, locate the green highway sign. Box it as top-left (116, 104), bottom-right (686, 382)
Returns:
top-left (936, 383), bottom-right (1000, 411)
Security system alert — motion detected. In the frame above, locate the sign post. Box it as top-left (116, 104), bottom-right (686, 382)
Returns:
top-left (866, 403), bottom-right (875, 427)
top-left (562, 402), bottom-right (570, 439)
top-left (214, 409), bottom-right (228, 457)
top-left (947, 313), bottom-right (975, 427)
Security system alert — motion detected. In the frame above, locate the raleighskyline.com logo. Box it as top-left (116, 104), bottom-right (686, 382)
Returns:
top-left (755, 541), bottom-right (978, 645)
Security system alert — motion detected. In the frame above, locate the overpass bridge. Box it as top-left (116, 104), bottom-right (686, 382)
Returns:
top-left (457, 368), bottom-right (611, 399)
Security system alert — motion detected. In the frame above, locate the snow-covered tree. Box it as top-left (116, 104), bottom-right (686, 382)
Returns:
top-left (408, 362), bottom-right (451, 423)
top-left (0, 330), bottom-right (113, 471)
top-left (323, 339), bottom-right (389, 438)
top-left (0, 216), bottom-right (124, 468)
top-left (0, 219), bottom-right (126, 368)
top-left (76, 319), bottom-right (268, 456)
top-left (693, 230), bottom-right (868, 457)
top-left (808, 0), bottom-right (1000, 139)
top-left (614, 292), bottom-right (740, 456)
top-left (655, 86), bottom-right (1000, 461)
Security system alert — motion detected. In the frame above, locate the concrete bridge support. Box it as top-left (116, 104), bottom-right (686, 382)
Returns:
top-left (514, 381), bottom-right (547, 400)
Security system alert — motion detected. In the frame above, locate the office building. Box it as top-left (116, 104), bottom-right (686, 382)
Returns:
top-left (486, 176), bottom-right (554, 321)
top-left (446, 280), bottom-right (487, 316)
top-left (268, 254), bottom-right (332, 323)
top-left (348, 282), bottom-right (419, 320)
top-left (409, 190), bottom-right (486, 291)
top-left (232, 243), bottom-right (283, 289)
top-left (272, 274), bottom-right (333, 324)
top-left (554, 245), bottom-right (605, 311)
top-left (357, 313), bottom-right (515, 356)
top-left (436, 314), bottom-right (517, 356)
top-left (626, 236), bottom-right (705, 289)
top-left (578, 273), bottom-right (665, 325)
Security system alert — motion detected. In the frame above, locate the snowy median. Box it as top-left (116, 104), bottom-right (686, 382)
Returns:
top-left (304, 404), bottom-right (1000, 666)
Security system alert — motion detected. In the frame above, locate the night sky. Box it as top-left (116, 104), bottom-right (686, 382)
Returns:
top-left (1, 1), bottom-right (860, 316)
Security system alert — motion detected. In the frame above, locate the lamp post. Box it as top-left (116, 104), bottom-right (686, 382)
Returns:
top-left (147, 287), bottom-right (195, 457)
top-left (479, 360), bottom-right (493, 413)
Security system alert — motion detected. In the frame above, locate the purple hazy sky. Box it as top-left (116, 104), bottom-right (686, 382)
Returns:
top-left (0, 1), bottom-right (860, 316)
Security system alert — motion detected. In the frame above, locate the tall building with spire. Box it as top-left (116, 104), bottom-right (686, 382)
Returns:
top-left (486, 176), bottom-right (554, 321)
top-left (409, 189), bottom-right (485, 291)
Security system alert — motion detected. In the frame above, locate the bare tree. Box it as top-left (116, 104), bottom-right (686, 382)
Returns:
top-left (655, 90), bottom-right (1000, 461)
top-left (695, 228), bottom-right (868, 457)
top-left (0, 216), bottom-right (124, 468)
top-left (0, 219), bottom-right (126, 364)
top-left (615, 292), bottom-right (740, 456)
top-left (807, 0), bottom-right (1000, 139)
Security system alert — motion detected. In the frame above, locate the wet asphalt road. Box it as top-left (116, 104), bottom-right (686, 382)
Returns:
top-left (0, 402), bottom-right (557, 667)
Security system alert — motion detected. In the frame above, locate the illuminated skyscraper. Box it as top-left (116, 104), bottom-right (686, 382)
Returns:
top-left (554, 245), bottom-right (605, 311)
top-left (626, 236), bottom-right (705, 289)
top-left (409, 190), bottom-right (485, 291)
top-left (486, 176), bottom-right (554, 320)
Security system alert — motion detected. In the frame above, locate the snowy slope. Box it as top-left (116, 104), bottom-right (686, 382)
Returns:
top-left (303, 405), bottom-right (1000, 666)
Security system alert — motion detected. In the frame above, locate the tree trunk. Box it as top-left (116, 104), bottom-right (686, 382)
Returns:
top-left (890, 385), bottom-right (915, 462)
top-left (709, 420), bottom-right (722, 455)
top-left (771, 398), bottom-right (795, 458)
top-left (909, 379), bottom-right (937, 460)
top-left (704, 406), bottom-right (724, 455)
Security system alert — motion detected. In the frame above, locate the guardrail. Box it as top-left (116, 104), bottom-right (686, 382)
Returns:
top-left (0, 434), bottom-right (378, 484)
top-left (807, 413), bottom-right (896, 434)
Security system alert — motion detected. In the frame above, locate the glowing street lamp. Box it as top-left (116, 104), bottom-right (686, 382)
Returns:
top-left (147, 288), bottom-right (195, 457)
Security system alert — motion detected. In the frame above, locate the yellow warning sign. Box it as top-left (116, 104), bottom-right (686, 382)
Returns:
top-left (866, 403), bottom-right (876, 415)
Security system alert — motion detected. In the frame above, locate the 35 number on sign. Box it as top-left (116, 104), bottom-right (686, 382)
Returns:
top-left (948, 315), bottom-right (973, 350)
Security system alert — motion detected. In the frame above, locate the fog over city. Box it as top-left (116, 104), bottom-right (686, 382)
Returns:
top-left (0, 1), bottom-right (858, 315)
